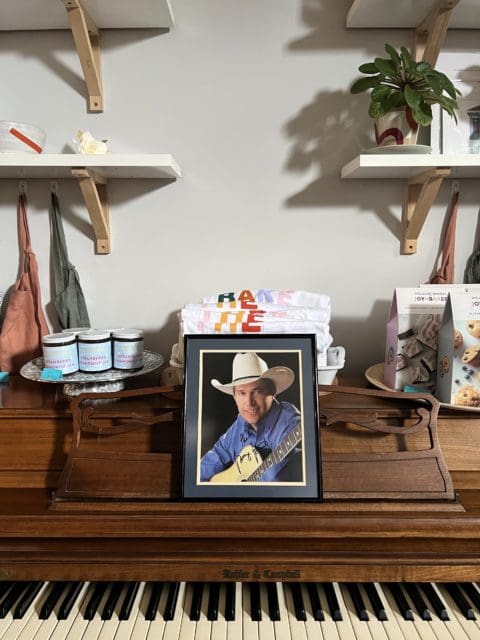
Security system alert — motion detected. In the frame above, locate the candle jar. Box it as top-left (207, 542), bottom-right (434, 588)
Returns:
top-left (112, 329), bottom-right (144, 371)
top-left (77, 330), bottom-right (112, 373)
top-left (42, 332), bottom-right (79, 374)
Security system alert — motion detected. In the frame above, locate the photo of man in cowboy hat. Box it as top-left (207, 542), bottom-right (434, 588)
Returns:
top-left (200, 351), bottom-right (303, 483)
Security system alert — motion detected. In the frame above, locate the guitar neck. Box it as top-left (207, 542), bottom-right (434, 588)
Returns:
top-left (247, 424), bottom-right (302, 482)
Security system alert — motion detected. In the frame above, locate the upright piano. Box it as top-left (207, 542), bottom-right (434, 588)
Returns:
top-left (0, 375), bottom-right (479, 639)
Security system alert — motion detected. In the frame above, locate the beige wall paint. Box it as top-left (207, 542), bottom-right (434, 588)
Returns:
top-left (0, 0), bottom-right (478, 375)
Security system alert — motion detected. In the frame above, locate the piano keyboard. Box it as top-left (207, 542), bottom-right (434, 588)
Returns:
top-left (0, 580), bottom-right (479, 639)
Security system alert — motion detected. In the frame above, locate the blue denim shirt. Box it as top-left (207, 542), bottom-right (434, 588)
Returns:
top-left (200, 400), bottom-right (301, 482)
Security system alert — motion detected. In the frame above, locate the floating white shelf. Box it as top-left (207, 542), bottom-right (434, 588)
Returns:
top-left (0, 0), bottom-right (175, 112)
top-left (0, 154), bottom-right (181, 180)
top-left (0, 0), bottom-right (174, 30)
top-left (341, 153), bottom-right (480, 179)
top-left (341, 153), bottom-right (477, 254)
top-left (347, 0), bottom-right (476, 29)
top-left (1, 153), bottom-right (181, 255)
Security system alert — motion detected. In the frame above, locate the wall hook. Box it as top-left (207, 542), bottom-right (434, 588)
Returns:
top-left (451, 180), bottom-right (460, 195)
top-left (18, 181), bottom-right (27, 196)
top-left (50, 181), bottom-right (59, 195)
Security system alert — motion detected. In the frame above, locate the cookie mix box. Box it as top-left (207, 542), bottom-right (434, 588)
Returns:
top-left (384, 287), bottom-right (458, 391)
top-left (436, 291), bottom-right (480, 407)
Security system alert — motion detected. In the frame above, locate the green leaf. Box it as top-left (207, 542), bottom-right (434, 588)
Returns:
top-left (412, 100), bottom-right (433, 126)
top-left (371, 85), bottom-right (392, 101)
top-left (415, 61), bottom-right (432, 75)
top-left (404, 84), bottom-right (420, 108)
top-left (369, 100), bottom-right (389, 118)
top-left (350, 76), bottom-right (381, 94)
top-left (358, 62), bottom-right (378, 74)
top-left (374, 57), bottom-right (396, 77)
top-left (400, 46), bottom-right (414, 71)
top-left (384, 43), bottom-right (401, 67)
top-left (426, 74), bottom-right (442, 95)
top-left (387, 92), bottom-right (406, 109)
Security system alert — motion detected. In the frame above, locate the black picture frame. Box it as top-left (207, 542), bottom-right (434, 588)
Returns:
top-left (182, 334), bottom-right (321, 500)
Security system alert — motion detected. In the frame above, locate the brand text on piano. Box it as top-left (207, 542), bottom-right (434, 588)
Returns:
top-left (222, 569), bottom-right (301, 579)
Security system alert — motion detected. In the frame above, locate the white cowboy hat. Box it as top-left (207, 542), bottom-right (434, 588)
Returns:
top-left (211, 351), bottom-right (294, 396)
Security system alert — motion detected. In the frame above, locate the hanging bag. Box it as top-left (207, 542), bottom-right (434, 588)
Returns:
top-left (425, 189), bottom-right (459, 285)
top-left (50, 192), bottom-right (90, 330)
top-left (465, 209), bottom-right (480, 284)
top-left (0, 193), bottom-right (49, 373)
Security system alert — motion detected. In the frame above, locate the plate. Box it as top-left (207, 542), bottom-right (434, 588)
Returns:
top-left (365, 363), bottom-right (480, 413)
top-left (364, 144), bottom-right (432, 155)
top-left (20, 350), bottom-right (164, 392)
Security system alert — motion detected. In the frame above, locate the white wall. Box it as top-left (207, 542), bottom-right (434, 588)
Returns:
top-left (0, 0), bottom-right (479, 376)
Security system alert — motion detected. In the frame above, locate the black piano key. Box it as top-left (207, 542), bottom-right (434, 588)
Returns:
top-left (346, 583), bottom-right (369, 621)
top-left (0, 582), bottom-right (12, 600)
top-left (364, 583), bottom-right (388, 621)
top-left (266, 583), bottom-right (280, 621)
top-left (385, 583), bottom-right (414, 620)
top-left (84, 582), bottom-right (108, 620)
top-left (249, 582), bottom-right (262, 621)
top-left (288, 582), bottom-right (306, 621)
top-left (420, 583), bottom-right (449, 621)
top-left (12, 581), bottom-right (43, 619)
top-left (459, 583), bottom-right (480, 613)
top-left (0, 582), bottom-right (29, 618)
top-left (224, 582), bottom-right (235, 621)
top-left (145, 582), bottom-right (164, 621)
top-left (441, 583), bottom-right (476, 620)
top-left (57, 582), bottom-right (84, 620)
top-left (163, 582), bottom-right (180, 621)
top-left (119, 582), bottom-right (140, 620)
top-left (404, 583), bottom-right (432, 620)
top-left (189, 582), bottom-right (204, 621)
top-left (306, 583), bottom-right (324, 621)
top-left (101, 582), bottom-right (125, 620)
top-left (207, 583), bottom-right (220, 620)
top-left (39, 582), bottom-right (68, 620)
top-left (322, 582), bottom-right (342, 621)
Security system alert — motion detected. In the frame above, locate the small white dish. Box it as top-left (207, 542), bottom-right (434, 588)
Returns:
top-left (364, 144), bottom-right (432, 155)
top-left (318, 364), bottom-right (343, 385)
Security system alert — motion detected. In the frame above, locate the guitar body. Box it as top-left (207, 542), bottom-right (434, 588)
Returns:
top-left (209, 445), bottom-right (263, 483)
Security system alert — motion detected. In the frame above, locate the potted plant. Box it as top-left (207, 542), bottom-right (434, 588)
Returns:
top-left (350, 44), bottom-right (460, 149)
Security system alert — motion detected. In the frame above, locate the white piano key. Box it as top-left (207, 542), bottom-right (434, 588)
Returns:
top-left (258, 584), bottom-right (274, 640)
top-left (163, 581), bottom-right (186, 640)
top-left (338, 584), bottom-right (374, 640)
top-left (300, 583), bottom-right (328, 640)
top-left (95, 583), bottom-right (128, 640)
top-left (283, 582), bottom-right (308, 640)
top-left (0, 582), bottom-right (50, 640)
top-left (64, 582), bottom-right (101, 640)
top-left (330, 583), bottom-right (357, 640)
top-left (177, 583), bottom-right (198, 640)
top-left (379, 583), bottom-right (421, 640)
top-left (130, 583), bottom-right (153, 640)
top-left (436, 584), bottom-right (480, 640)
top-left (49, 582), bottom-right (90, 640)
top-left (241, 583), bottom-right (259, 640)
top-left (400, 584), bottom-right (456, 640)
top-left (80, 583), bottom-right (114, 640)
top-left (358, 584), bottom-right (390, 640)
top-left (15, 582), bottom-right (54, 640)
top-left (211, 583), bottom-right (227, 640)
top-left (110, 581), bottom-right (146, 640)
top-left (274, 583), bottom-right (295, 640)
top-left (226, 582), bottom-right (242, 640)
top-left (145, 582), bottom-right (169, 640)
top-left (194, 583), bottom-right (212, 640)
top-left (31, 583), bottom-right (75, 640)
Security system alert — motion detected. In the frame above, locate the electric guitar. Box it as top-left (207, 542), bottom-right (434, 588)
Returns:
top-left (209, 424), bottom-right (302, 483)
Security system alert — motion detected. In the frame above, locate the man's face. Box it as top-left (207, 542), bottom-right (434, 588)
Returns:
top-left (233, 379), bottom-right (274, 427)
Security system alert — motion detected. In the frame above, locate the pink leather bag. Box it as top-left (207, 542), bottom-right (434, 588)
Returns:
top-left (426, 189), bottom-right (458, 285)
top-left (0, 194), bottom-right (49, 373)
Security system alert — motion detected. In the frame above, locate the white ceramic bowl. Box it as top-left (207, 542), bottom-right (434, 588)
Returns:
top-left (0, 121), bottom-right (46, 154)
top-left (317, 364), bottom-right (343, 385)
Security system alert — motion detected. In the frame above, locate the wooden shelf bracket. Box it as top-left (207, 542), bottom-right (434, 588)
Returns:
top-left (72, 168), bottom-right (110, 254)
top-left (62, 0), bottom-right (103, 112)
top-left (414, 0), bottom-right (460, 66)
top-left (402, 168), bottom-right (451, 254)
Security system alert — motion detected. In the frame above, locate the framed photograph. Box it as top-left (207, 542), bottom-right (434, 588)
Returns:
top-left (182, 334), bottom-right (321, 500)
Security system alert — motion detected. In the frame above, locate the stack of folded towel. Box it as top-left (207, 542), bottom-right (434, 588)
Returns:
top-left (168, 289), bottom-right (333, 379)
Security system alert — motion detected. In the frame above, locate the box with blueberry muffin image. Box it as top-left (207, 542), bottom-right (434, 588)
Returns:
top-left (436, 291), bottom-right (480, 408)
top-left (384, 287), bottom-right (465, 392)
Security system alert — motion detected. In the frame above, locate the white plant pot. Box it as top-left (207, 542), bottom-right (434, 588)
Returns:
top-left (374, 109), bottom-right (418, 147)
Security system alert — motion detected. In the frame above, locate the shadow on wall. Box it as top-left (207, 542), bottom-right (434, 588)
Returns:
top-left (331, 298), bottom-right (392, 376)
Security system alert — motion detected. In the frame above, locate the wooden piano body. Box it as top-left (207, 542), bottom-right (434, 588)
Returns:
top-left (0, 376), bottom-right (480, 583)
